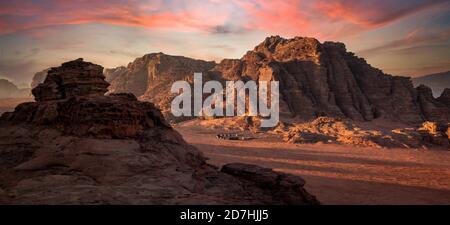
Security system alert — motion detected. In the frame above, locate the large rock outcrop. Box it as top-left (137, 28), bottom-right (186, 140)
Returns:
top-left (100, 36), bottom-right (449, 125)
top-left (0, 59), bottom-right (319, 205)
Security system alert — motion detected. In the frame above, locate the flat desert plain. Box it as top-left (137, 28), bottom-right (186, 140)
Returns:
top-left (176, 121), bottom-right (450, 205)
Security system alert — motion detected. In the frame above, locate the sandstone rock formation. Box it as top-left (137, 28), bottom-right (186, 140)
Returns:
top-left (0, 59), bottom-right (319, 204)
top-left (100, 36), bottom-right (449, 125)
top-left (32, 58), bottom-right (109, 101)
top-left (0, 79), bottom-right (30, 98)
top-left (221, 163), bottom-right (318, 205)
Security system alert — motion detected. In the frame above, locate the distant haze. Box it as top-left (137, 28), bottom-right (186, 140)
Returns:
top-left (412, 71), bottom-right (450, 97)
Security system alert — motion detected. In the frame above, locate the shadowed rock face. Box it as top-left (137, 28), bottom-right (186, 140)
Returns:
top-left (100, 36), bottom-right (449, 124)
top-left (416, 86), bottom-right (450, 123)
top-left (0, 59), bottom-right (319, 205)
top-left (437, 88), bottom-right (450, 106)
top-left (412, 71), bottom-right (450, 97)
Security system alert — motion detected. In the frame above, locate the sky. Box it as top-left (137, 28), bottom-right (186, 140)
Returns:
top-left (0, 0), bottom-right (450, 85)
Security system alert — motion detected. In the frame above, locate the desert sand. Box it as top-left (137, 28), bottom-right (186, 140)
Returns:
top-left (1, 97), bottom-right (449, 204)
top-left (176, 121), bottom-right (450, 205)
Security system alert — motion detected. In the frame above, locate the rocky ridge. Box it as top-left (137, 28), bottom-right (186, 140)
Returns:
top-left (96, 36), bottom-right (450, 125)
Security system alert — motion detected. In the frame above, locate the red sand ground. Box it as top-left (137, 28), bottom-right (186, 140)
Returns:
top-left (176, 121), bottom-right (450, 205)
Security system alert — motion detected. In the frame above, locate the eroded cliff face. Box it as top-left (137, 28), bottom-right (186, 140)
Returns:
top-left (219, 36), bottom-right (429, 124)
top-left (0, 59), bottom-right (319, 205)
top-left (49, 36), bottom-right (450, 125)
top-left (104, 53), bottom-right (216, 117)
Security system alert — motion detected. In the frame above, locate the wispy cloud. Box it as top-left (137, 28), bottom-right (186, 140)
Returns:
top-left (313, 0), bottom-right (448, 28)
top-left (358, 28), bottom-right (450, 56)
top-left (0, 0), bottom-right (232, 35)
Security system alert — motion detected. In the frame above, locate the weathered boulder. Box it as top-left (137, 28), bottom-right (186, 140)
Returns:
top-left (417, 121), bottom-right (450, 146)
top-left (221, 163), bottom-right (319, 205)
top-left (32, 58), bottom-right (109, 101)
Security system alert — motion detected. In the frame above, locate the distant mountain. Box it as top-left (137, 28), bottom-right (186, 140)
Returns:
top-left (0, 79), bottom-right (31, 98)
top-left (412, 71), bottom-right (450, 97)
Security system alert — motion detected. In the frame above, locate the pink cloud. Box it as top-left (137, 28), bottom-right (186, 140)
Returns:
top-left (236, 0), bottom-right (310, 34)
top-left (1, 0), bottom-right (449, 40)
top-left (0, 0), bottom-right (229, 35)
